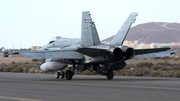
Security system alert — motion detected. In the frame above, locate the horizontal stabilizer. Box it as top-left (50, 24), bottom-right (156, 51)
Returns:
top-left (76, 48), bottom-right (106, 57)
top-left (134, 51), bottom-right (171, 59)
top-left (135, 48), bottom-right (170, 55)
top-left (19, 50), bottom-right (83, 59)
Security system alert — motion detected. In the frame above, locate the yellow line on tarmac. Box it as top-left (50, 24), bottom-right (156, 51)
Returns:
top-left (0, 96), bottom-right (42, 101)
top-left (1, 79), bottom-right (180, 91)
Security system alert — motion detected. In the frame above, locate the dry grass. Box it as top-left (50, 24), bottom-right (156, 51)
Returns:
top-left (136, 62), bottom-right (153, 68)
top-left (109, 59), bottom-right (180, 78)
top-left (0, 61), bottom-right (42, 73)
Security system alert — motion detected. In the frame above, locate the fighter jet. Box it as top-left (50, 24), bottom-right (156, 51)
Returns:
top-left (19, 11), bottom-right (171, 80)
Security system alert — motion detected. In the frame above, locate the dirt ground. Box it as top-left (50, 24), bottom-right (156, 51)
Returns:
top-left (0, 53), bottom-right (34, 64)
top-left (0, 57), bottom-right (33, 64)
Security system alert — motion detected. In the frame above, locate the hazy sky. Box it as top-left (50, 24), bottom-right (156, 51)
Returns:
top-left (0, 0), bottom-right (180, 49)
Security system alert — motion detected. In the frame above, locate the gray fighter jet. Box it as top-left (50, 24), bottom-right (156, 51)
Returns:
top-left (19, 11), bottom-right (171, 80)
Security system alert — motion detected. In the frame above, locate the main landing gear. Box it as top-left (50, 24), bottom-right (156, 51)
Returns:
top-left (66, 70), bottom-right (73, 80)
top-left (55, 70), bottom-right (73, 80)
top-left (106, 70), bottom-right (114, 80)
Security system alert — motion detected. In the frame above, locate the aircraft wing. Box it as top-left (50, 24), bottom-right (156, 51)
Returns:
top-left (19, 48), bottom-right (171, 59)
top-left (19, 50), bottom-right (84, 59)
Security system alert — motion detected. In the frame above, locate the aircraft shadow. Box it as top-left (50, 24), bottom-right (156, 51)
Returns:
top-left (36, 77), bottom-right (173, 82)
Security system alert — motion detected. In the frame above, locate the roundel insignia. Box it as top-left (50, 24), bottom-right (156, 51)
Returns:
top-left (89, 57), bottom-right (92, 60)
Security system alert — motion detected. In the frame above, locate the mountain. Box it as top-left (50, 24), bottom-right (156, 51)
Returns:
top-left (102, 22), bottom-right (180, 44)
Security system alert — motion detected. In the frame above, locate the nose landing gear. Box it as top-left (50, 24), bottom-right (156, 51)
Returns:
top-left (55, 70), bottom-right (73, 80)
top-left (55, 71), bottom-right (65, 79)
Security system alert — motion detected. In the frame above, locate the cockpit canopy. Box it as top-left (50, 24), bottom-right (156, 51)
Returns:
top-left (49, 36), bottom-right (67, 43)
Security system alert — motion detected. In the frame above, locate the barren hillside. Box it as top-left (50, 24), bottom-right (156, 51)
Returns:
top-left (102, 22), bottom-right (180, 44)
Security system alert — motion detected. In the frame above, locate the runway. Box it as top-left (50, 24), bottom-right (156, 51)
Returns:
top-left (0, 73), bottom-right (180, 101)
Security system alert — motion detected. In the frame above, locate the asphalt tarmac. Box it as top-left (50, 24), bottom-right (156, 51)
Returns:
top-left (0, 73), bottom-right (180, 101)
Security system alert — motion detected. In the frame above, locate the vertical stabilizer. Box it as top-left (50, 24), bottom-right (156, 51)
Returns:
top-left (110, 12), bottom-right (138, 45)
top-left (81, 11), bottom-right (101, 47)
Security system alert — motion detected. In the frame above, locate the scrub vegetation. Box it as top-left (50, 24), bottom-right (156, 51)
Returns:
top-left (0, 61), bottom-right (43, 73)
top-left (0, 58), bottom-right (180, 78)
top-left (113, 62), bottom-right (180, 78)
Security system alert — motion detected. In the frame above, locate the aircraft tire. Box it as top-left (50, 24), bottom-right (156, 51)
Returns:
top-left (66, 70), bottom-right (72, 80)
top-left (72, 72), bottom-right (74, 76)
top-left (55, 71), bottom-right (60, 79)
top-left (61, 71), bottom-right (65, 79)
top-left (106, 70), bottom-right (114, 80)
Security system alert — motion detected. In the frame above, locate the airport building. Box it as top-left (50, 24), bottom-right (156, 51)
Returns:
top-left (31, 46), bottom-right (42, 51)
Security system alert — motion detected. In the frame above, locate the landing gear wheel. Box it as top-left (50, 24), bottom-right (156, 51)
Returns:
top-left (55, 71), bottom-right (60, 79)
top-left (66, 70), bottom-right (72, 80)
top-left (61, 71), bottom-right (65, 79)
top-left (106, 70), bottom-right (114, 80)
top-left (72, 72), bottom-right (74, 77)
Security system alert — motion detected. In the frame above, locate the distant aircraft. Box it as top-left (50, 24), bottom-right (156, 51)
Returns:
top-left (18, 11), bottom-right (172, 80)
